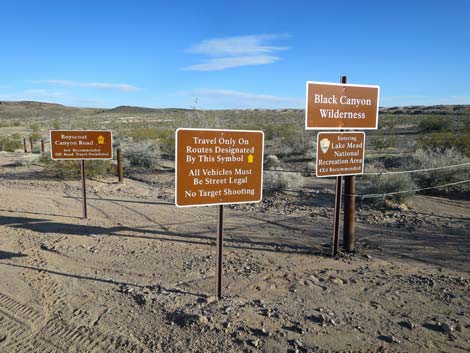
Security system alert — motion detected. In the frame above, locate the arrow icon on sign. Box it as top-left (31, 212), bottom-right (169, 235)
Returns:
top-left (247, 154), bottom-right (254, 163)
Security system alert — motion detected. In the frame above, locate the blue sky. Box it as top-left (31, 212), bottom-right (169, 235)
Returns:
top-left (1, 0), bottom-right (469, 109)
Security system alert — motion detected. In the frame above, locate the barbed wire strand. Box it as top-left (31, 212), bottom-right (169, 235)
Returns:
top-left (362, 162), bottom-right (470, 175)
top-left (343, 179), bottom-right (470, 199)
top-left (136, 157), bottom-right (470, 176)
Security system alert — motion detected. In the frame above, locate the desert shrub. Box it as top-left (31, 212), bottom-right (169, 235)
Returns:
top-left (407, 148), bottom-right (470, 190)
top-left (417, 132), bottom-right (458, 151)
top-left (30, 123), bottom-right (40, 133)
top-left (457, 133), bottom-right (470, 157)
top-left (38, 153), bottom-right (115, 179)
top-left (378, 115), bottom-right (397, 129)
top-left (360, 173), bottom-right (416, 206)
top-left (123, 143), bottom-right (160, 169)
top-left (52, 119), bottom-right (61, 129)
top-left (369, 135), bottom-right (398, 151)
top-left (128, 128), bottom-right (161, 141)
top-left (418, 115), bottom-right (453, 132)
top-left (304, 162), bottom-right (315, 176)
top-left (157, 130), bottom-right (175, 156)
top-left (0, 135), bottom-right (22, 152)
top-left (30, 132), bottom-right (42, 142)
top-left (13, 154), bottom-right (43, 167)
top-left (462, 116), bottom-right (470, 132)
top-left (264, 155), bottom-right (281, 169)
top-left (263, 171), bottom-right (303, 193)
top-left (127, 129), bottom-right (175, 156)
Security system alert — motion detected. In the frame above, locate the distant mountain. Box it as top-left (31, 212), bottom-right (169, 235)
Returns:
top-left (0, 101), bottom-right (100, 119)
top-left (380, 105), bottom-right (470, 115)
top-left (1, 101), bottom-right (470, 119)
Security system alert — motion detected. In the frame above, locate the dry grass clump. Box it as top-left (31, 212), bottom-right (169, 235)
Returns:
top-left (264, 171), bottom-right (303, 193)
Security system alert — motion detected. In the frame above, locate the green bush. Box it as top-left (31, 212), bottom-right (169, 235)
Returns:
top-left (0, 135), bottom-right (23, 152)
top-left (457, 133), bottom-right (470, 157)
top-left (370, 135), bottom-right (398, 151)
top-left (417, 131), bottom-right (470, 157)
top-left (126, 129), bottom-right (175, 155)
top-left (462, 116), bottom-right (470, 132)
top-left (38, 153), bottom-right (115, 179)
top-left (418, 116), bottom-right (453, 132)
top-left (417, 132), bottom-right (458, 151)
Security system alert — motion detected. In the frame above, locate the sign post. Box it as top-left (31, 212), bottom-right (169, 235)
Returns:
top-left (306, 77), bottom-right (379, 255)
top-left (216, 205), bottom-right (224, 299)
top-left (81, 160), bottom-right (87, 219)
top-left (50, 130), bottom-right (113, 219)
top-left (175, 128), bottom-right (264, 299)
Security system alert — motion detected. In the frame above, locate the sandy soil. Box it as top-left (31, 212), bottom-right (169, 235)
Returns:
top-left (0, 152), bottom-right (469, 353)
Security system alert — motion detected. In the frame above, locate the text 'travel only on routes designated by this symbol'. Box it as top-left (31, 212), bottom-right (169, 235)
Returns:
top-left (175, 128), bottom-right (264, 207)
top-left (316, 131), bottom-right (366, 177)
top-left (50, 130), bottom-right (113, 160)
top-left (305, 81), bottom-right (380, 130)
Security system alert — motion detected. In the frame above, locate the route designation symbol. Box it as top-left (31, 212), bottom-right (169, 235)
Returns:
top-left (175, 128), bottom-right (264, 207)
top-left (316, 132), bottom-right (365, 177)
top-left (50, 130), bottom-right (113, 160)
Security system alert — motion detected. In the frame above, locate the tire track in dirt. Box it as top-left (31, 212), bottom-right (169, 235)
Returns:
top-left (0, 293), bottom-right (43, 326)
top-left (0, 294), bottom-right (60, 353)
top-left (39, 318), bottom-right (148, 353)
top-left (0, 292), bottom-right (149, 353)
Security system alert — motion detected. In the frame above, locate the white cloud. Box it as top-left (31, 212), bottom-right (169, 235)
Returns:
top-left (32, 80), bottom-right (142, 92)
top-left (180, 89), bottom-right (303, 109)
top-left (184, 34), bottom-right (289, 71)
top-left (187, 34), bottom-right (288, 56)
top-left (184, 55), bottom-right (279, 71)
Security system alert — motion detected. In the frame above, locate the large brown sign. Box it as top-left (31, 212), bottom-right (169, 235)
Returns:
top-left (175, 128), bottom-right (264, 207)
top-left (50, 130), bottom-right (113, 160)
top-left (306, 81), bottom-right (380, 130)
top-left (316, 132), bottom-right (365, 177)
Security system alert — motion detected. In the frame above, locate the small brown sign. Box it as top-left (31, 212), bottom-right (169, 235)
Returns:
top-left (306, 81), bottom-right (380, 130)
top-left (175, 128), bottom-right (264, 207)
top-left (316, 132), bottom-right (365, 177)
top-left (50, 130), bottom-right (113, 160)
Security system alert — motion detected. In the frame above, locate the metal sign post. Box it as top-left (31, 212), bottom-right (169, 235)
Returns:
top-left (343, 176), bottom-right (356, 252)
top-left (175, 128), bottom-right (264, 299)
top-left (216, 205), bottom-right (224, 299)
top-left (333, 76), bottom-right (347, 257)
top-left (81, 160), bottom-right (87, 219)
top-left (117, 148), bottom-right (124, 183)
top-left (332, 175), bottom-right (343, 256)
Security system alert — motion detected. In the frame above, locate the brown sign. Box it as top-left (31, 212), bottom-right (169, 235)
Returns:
top-left (306, 81), bottom-right (380, 130)
top-left (50, 130), bottom-right (113, 160)
top-left (316, 132), bottom-right (365, 177)
top-left (175, 128), bottom-right (264, 207)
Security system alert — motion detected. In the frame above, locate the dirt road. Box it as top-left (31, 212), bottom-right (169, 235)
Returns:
top-left (0, 153), bottom-right (469, 352)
